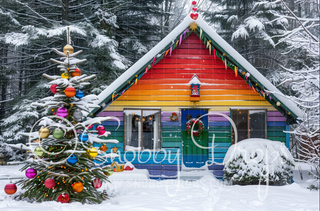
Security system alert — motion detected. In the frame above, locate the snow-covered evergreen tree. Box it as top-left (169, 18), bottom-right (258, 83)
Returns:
top-left (0, 0), bottom-right (128, 160)
top-left (16, 32), bottom-right (119, 203)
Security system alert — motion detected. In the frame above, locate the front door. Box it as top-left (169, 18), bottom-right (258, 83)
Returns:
top-left (181, 109), bottom-right (208, 168)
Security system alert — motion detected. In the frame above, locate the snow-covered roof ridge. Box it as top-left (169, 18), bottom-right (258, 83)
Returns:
top-left (96, 13), bottom-right (303, 120)
top-left (96, 14), bottom-right (192, 105)
top-left (194, 15), bottom-right (303, 119)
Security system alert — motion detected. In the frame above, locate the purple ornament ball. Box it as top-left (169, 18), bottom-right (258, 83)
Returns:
top-left (26, 168), bottom-right (37, 179)
top-left (57, 107), bottom-right (68, 118)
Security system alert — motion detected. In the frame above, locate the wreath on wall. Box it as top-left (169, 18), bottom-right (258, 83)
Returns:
top-left (186, 118), bottom-right (204, 137)
top-left (170, 112), bottom-right (178, 121)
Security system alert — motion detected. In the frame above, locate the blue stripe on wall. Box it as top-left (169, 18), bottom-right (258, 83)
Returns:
top-left (267, 122), bottom-right (286, 127)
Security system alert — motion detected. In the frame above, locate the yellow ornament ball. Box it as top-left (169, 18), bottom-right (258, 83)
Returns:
top-left (39, 127), bottom-right (50, 139)
top-left (61, 73), bottom-right (69, 79)
top-left (72, 181), bottom-right (84, 193)
top-left (63, 44), bottom-right (74, 55)
top-left (87, 147), bottom-right (98, 159)
top-left (276, 102), bottom-right (281, 106)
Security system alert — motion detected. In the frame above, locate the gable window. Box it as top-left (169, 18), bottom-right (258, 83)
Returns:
top-left (124, 109), bottom-right (161, 150)
top-left (231, 109), bottom-right (267, 143)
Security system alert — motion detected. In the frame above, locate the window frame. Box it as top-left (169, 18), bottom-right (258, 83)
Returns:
top-left (231, 108), bottom-right (267, 143)
top-left (124, 108), bottom-right (161, 151)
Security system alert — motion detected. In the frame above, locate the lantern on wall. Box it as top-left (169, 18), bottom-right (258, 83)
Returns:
top-left (189, 74), bottom-right (201, 101)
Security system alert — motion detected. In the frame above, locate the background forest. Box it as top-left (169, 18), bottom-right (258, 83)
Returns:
top-left (0, 0), bottom-right (318, 170)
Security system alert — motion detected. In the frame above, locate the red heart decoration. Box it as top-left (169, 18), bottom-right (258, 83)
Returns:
top-left (190, 13), bottom-right (198, 20)
top-left (192, 1), bottom-right (197, 5)
top-left (192, 7), bottom-right (197, 12)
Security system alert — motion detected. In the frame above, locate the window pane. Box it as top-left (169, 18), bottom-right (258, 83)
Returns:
top-left (231, 110), bottom-right (248, 142)
top-left (142, 110), bottom-right (160, 150)
top-left (249, 110), bottom-right (266, 138)
top-left (125, 110), bottom-right (141, 149)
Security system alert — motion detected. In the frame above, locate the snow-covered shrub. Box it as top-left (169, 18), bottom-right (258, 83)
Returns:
top-left (223, 139), bottom-right (295, 185)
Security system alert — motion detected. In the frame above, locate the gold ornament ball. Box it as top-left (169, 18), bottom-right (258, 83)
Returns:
top-left (61, 73), bottom-right (69, 79)
top-left (276, 102), bottom-right (281, 106)
top-left (63, 44), bottom-right (74, 55)
top-left (87, 147), bottom-right (98, 159)
top-left (39, 127), bottom-right (50, 139)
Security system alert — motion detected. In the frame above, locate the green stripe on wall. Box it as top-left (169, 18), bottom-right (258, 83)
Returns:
top-left (267, 131), bottom-right (286, 137)
top-left (267, 137), bottom-right (286, 142)
top-left (162, 142), bottom-right (181, 148)
top-left (162, 137), bottom-right (181, 142)
top-left (99, 136), bottom-right (124, 143)
top-left (161, 131), bottom-right (181, 137)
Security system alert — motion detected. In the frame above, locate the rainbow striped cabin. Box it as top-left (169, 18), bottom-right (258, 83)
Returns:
top-left (91, 14), bottom-right (302, 179)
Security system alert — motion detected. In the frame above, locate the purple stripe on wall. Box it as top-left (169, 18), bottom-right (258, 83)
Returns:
top-left (162, 117), bottom-right (181, 122)
top-left (208, 111), bottom-right (230, 116)
top-left (267, 111), bottom-right (284, 117)
top-left (208, 117), bottom-right (229, 122)
top-left (97, 111), bottom-right (123, 117)
top-left (161, 112), bottom-right (179, 117)
top-left (267, 116), bottom-right (286, 122)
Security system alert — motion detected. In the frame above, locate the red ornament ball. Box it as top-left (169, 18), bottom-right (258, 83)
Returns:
top-left (65, 86), bottom-right (76, 98)
top-left (57, 193), bottom-right (69, 203)
top-left (45, 178), bottom-right (56, 189)
top-left (50, 84), bottom-right (58, 94)
top-left (71, 68), bottom-right (81, 77)
top-left (92, 178), bottom-right (102, 189)
top-left (96, 125), bottom-right (105, 135)
top-left (4, 183), bottom-right (17, 195)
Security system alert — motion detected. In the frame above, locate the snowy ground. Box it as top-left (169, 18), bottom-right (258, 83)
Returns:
top-left (0, 164), bottom-right (319, 211)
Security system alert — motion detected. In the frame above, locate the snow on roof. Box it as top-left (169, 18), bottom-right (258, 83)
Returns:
top-left (188, 74), bottom-right (201, 84)
top-left (97, 13), bottom-right (303, 119)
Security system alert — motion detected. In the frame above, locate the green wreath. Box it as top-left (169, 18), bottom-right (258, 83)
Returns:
top-left (170, 112), bottom-right (178, 121)
top-left (186, 118), bottom-right (204, 137)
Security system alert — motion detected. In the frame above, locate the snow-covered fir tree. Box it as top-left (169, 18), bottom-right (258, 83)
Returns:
top-left (15, 31), bottom-right (120, 203)
top-left (0, 0), bottom-right (128, 160)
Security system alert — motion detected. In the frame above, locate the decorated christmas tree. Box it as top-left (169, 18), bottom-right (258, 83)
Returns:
top-left (6, 28), bottom-right (119, 204)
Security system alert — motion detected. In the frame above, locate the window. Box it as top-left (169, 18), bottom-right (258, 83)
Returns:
top-left (231, 109), bottom-right (266, 142)
top-left (124, 109), bottom-right (161, 150)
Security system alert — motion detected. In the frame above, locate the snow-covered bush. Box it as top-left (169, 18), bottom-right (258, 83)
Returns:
top-left (223, 139), bottom-right (295, 185)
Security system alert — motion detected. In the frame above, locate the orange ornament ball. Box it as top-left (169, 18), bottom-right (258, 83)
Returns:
top-left (65, 87), bottom-right (76, 98)
top-left (100, 144), bottom-right (107, 152)
top-left (71, 68), bottom-right (81, 77)
top-left (72, 181), bottom-right (84, 193)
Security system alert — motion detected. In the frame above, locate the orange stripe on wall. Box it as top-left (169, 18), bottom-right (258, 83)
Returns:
top-left (123, 89), bottom-right (260, 96)
top-left (117, 95), bottom-right (265, 101)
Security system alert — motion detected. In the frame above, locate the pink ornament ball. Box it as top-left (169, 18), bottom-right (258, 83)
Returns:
top-left (4, 183), bottom-right (17, 195)
top-left (45, 178), bottom-right (56, 189)
top-left (26, 168), bottom-right (37, 179)
top-left (50, 84), bottom-right (58, 94)
top-left (96, 125), bottom-right (105, 135)
top-left (92, 178), bottom-right (102, 189)
top-left (57, 107), bottom-right (68, 118)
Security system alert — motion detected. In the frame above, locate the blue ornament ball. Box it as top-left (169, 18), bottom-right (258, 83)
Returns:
top-left (67, 154), bottom-right (78, 165)
top-left (78, 133), bottom-right (88, 142)
top-left (75, 90), bottom-right (84, 98)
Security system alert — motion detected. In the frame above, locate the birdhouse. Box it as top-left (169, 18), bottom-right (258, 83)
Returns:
top-left (111, 161), bottom-right (125, 172)
top-left (189, 74), bottom-right (201, 101)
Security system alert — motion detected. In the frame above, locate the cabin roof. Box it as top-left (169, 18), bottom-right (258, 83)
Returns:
top-left (92, 13), bottom-right (303, 124)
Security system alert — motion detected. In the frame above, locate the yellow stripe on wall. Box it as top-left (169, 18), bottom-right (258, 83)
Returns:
top-left (109, 100), bottom-right (272, 107)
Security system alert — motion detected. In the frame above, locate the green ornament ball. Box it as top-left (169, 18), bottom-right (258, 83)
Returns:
top-left (53, 129), bottom-right (64, 139)
top-left (34, 146), bottom-right (44, 157)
